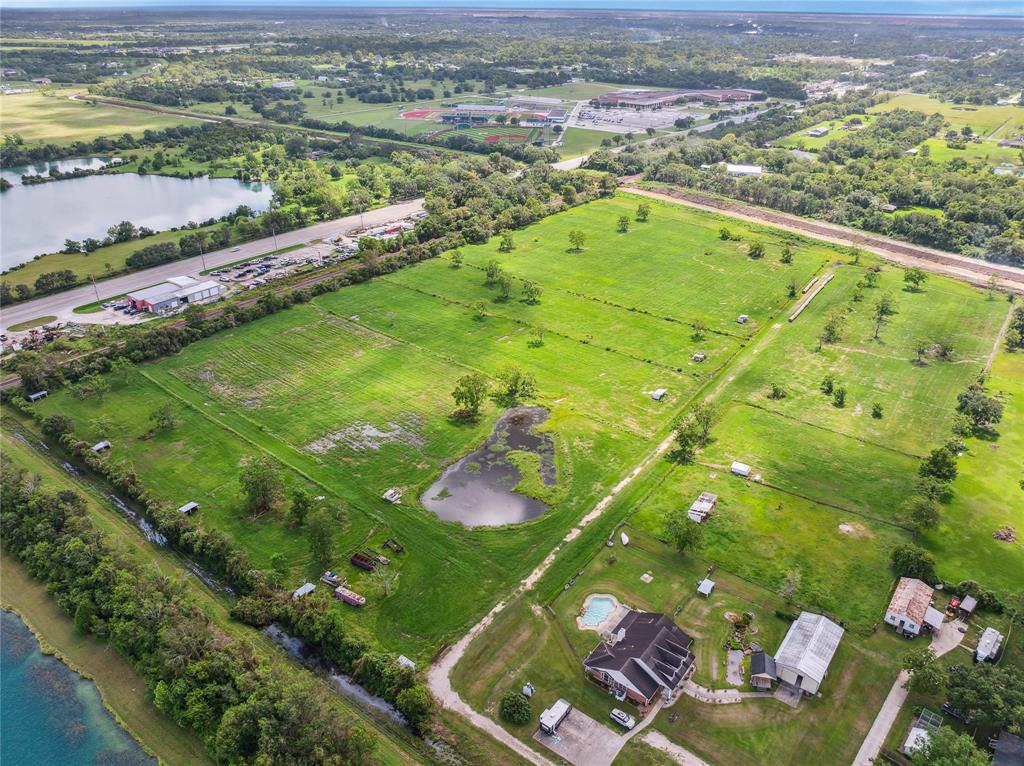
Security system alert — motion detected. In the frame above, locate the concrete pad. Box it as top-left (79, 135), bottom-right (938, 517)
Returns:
top-left (533, 706), bottom-right (623, 766)
top-left (726, 649), bottom-right (745, 686)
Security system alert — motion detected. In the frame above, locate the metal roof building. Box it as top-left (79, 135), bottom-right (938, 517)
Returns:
top-left (773, 612), bottom-right (844, 695)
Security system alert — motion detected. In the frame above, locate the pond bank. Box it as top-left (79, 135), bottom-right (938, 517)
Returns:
top-left (1, 558), bottom-right (213, 766)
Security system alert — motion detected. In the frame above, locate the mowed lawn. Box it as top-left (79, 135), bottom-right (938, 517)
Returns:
top-left (775, 114), bottom-right (876, 150)
top-left (0, 91), bottom-right (201, 145)
top-left (451, 527), bottom-right (906, 766)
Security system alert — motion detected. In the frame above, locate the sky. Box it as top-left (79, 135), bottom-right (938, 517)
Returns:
top-left (2, 0), bottom-right (1022, 14)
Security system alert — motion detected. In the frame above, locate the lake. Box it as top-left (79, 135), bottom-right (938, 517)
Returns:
top-left (0, 166), bottom-right (272, 269)
top-left (0, 157), bottom-right (119, 185)
top-left (0, 609), bottom-right (156, 766)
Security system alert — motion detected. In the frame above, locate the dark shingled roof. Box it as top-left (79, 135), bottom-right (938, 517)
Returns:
top-left (993, 731), bottom-right (1024, 766)
top-left (750, 651), bottom-right (776, 678)
top-left (583, 611), bottom-right (694, 701)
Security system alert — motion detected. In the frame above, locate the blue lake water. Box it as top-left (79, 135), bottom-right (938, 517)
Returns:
top-left (0, 165), bottom-right (272, 269)
top-left (0, 609), bottom-right (156, 766)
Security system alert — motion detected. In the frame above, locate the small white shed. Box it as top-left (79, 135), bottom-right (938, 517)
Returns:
top-left (651, 388), bottom-right (667, 401)
top-left (731, 461), bottom-right (751, 478)
top-left (697, 578), bottom-right (715, 597)
top-left (91, 440), bottom-right (112, 453)
top-left (976, 627), bottom-right (1003, 662)
top-left (178, 501), bottom-right (199, 515)
top-left (292, 582), bottom-right (316, 600)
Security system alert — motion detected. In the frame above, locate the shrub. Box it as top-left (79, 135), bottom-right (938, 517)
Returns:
top-left (499, 690), bottom-right (532, 725)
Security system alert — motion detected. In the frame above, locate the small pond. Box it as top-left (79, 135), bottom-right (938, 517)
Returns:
top-left (421, 406), bottom-right (556, 528)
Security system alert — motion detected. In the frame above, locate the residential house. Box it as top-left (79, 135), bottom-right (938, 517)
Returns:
top-left (583, 610), bottom-right (695, 707)
top-left (773, 611), bottom-right (844, 695)
top-left (885, 577), bottom-right (943, 637)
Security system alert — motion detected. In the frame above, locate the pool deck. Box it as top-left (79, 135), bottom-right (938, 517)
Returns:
top-left (576, 593), bottom-right (628, 633)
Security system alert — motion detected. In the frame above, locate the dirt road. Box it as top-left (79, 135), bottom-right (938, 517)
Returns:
top-left (624, 186), bottom-right (1024, 294)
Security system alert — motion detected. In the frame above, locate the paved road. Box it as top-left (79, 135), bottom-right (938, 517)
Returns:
top-left (1, 199), bottom-right (424, 333)
top-left (851, 620), bottom-right (966, 766)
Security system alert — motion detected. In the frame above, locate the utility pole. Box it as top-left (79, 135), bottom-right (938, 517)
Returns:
top-left (90, 275), bottom-right (100, 303)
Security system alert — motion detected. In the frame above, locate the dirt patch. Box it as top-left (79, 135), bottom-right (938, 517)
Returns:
top-left (724, 611), bottom-right (742, 623)
top-left (838, 522), bottom-right (870, 538)
top-left (305, 420), bottom-right (425, 453)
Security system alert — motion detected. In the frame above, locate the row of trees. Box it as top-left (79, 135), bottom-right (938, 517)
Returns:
top-left (0, 459), bottom-right (382, 765)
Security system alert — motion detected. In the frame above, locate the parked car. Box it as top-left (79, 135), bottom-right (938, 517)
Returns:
top-left (610, 709), bottom-right (635, 730)
top-left (941, 703), bottom-right (964, 720)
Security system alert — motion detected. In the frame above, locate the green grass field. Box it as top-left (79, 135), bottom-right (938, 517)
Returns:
top-left (775, 114), bottom-right (875, 150)
top-left (869, 93), bottom-right (1024, 137)
top-left (13, 189), bottom-right (1021, 764)
top-left (916, 136), bottom-right (1021, 165)
top-left (557, 127), bottom-right (612, 157)
top-left (26, 194), bottom-right (825, 655)
top-left (0, 91), bottom-right (202, 145)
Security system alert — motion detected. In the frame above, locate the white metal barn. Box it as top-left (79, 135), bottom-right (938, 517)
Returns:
top-left (773, 612), bottom-right (844, 695)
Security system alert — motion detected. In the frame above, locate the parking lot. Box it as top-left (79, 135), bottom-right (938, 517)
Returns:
top-left (532, 705), bottom-right (626, 766)
top-left (571, 105), bottom-right (707, 133)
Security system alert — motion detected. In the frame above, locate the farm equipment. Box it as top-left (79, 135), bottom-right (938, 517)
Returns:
top-left (383, 538), bottom-right (404, 553)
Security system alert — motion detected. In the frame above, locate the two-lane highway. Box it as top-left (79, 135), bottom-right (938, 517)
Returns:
top-left (1, 199), bottom-right (424, 333)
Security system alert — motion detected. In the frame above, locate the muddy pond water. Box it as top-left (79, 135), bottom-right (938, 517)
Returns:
top-left (420, 406), bottom-right (556, 528)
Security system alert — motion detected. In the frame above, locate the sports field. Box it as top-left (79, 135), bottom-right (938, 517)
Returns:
top-left (442, 125), bottom-right (539, 143)
top-left (0, 91), bottom-right (202, 145)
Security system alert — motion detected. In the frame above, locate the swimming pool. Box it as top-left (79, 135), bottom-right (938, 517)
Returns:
top-left (581, 596), bottom-right (617, 627)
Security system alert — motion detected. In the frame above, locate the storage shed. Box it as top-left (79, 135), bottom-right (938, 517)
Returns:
top-left (91, 440), bottom-right (112, 453)
top-left (688, 491), bottom-right (717, 523)
top-left (697, 578), bottom-right (715, 597)
top-left (26, 390), bottom-right (48, 402)
top-left (731, 461), bottom-right (751, 478)
top-left (178, 501), bottom-right (199, 515)
top-left (651, 388), bottom-right (667, 401)
top-left (976, 627), bottom-right (1003, 662)
top-left (773, 612), bottom-right (844, 695)
top-left (749, 652), bottom-right (776, 689)
top-left (292, 582), bottom-right (316, 600)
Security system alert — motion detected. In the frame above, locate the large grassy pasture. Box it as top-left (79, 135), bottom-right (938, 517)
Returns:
top-left (869, 93), bottom-right (1024, 137)
top-left (32, 195), bottom-right (824, 655)
top-left (0, 90), bottom-right (201, 145)
top-left (774, 114), bottom-right (876, 150)
top-left (15, 189), bottom-right (1021, 763)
